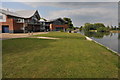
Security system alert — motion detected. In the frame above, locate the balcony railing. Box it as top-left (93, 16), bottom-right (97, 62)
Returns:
top-left (15, 19), bottom-right (46, 26)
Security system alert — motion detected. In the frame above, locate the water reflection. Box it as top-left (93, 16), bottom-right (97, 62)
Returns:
top-left (80, 31), bottom-right (119, 53)
top-left (84, 31), bottom-right (111, 38)
top-left (118, 33), bottom-right (120, 39)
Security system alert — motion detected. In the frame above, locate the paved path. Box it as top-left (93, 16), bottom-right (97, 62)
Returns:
top-left (1, 32), bottom-right (48, 40)
top-left (33, 37), bottom-right (60, 40)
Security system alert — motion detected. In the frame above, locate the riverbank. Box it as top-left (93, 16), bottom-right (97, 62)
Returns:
top-left (3, 32), bottom-right (118, 78)
top-left (86, 30), bottom-right (120, 33)
top-left (110, 30), bottom-right (120, 33)
top-left (85, 36), bottom-right (120, 56)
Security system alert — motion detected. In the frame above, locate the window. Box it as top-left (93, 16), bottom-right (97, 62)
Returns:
top-left (56, 27), bottom-right (63, 31)
top-left (53, 20), bottom-right (64, 25)
top-left (0, 14), bottom-right (6, 22)
top-left (17, 19), bottom-right (24, 23)
top-left (0, 15), bottom-right (3, 19)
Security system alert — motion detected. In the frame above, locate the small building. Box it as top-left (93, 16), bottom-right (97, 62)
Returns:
top-left (0, 9), bottom-right (42, 33)
top-left (45, 18), bottom-right (68, 31)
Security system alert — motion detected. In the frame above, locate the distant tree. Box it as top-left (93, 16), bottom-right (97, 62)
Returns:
top-left (94, 23), bottom-right (105, 30)
top-left (111, 26), bottom-right (114, 30)
top-left (117, 27), bottom-right (120, 30)
top-left (114, 26), bottom-right (117, 30)
top-left (80, 26), bottom-right (83, 28)
top-left (110, 26), bottom-right (118, 30)
top-left (119, 23), bottom-right (120, 28)
top-left (74, 27), bottom-right (79, 29)
top-left (63, 17), bottom-right (74, 29)
top-left (106, 25), bottom-right (111, 31)
top-left (79, 26), bottom-right (83, 31)
top-left (107, 25), bottom-right (110, 29)
top-left (83, 23), bottom-right (110, 32)
top-left (83, 23), bottom-right (94, 31)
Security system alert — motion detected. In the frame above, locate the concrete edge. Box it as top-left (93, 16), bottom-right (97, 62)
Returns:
top-left (79, 32), bottom-right (120, 56)
top-left (86, 36), bottom-right (120, 56)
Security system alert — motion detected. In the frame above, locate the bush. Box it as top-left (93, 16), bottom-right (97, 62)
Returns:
top-left (60, 30), bottom-right (64, 32)
top-left (67, 28), bottom-right (73, 31)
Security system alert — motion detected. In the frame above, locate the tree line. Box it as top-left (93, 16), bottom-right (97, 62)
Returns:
top-left (42, 17), bottom-right (120, 32)
top-left (79, 23), bottom-right (120, 32)
top-left (63, 18), bottom-right (120, 32)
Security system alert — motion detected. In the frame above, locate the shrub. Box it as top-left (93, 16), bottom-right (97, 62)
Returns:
top-left (60, 30), bottom-right (64, 32)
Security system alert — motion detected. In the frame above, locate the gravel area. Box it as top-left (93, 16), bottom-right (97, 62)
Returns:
top-left (34, 37), bottom-right (60, 39)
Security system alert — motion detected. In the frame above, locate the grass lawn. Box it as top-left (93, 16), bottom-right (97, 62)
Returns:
top-left (2, 32), bottom-right (119, 78)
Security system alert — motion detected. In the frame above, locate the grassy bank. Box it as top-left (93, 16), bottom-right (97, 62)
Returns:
top-left (3, 32), bottom-right (118, 78)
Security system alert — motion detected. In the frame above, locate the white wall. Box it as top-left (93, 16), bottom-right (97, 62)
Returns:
top-left (0, 13), bottom-right (6, 22)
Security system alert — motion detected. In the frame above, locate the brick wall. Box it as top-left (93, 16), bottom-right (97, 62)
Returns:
top-left (0, 16), bottom-right (14, 32)
top-left (50, 24), bottom-right (68, 30)
top-left (13, 20), bottom-right (24, 33)
top-left (0, 16), bottom-right (24, 33)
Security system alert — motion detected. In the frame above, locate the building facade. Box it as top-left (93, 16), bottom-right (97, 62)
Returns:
top-left (45, 18), bottom-right (68, 31)
top-left (0, 9), bottom-right (43, 33)
top-left (0, 9), bottom-right (69, 33)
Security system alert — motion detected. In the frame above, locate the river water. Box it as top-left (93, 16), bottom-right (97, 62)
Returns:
top-left (80, 31), bottom-right (120, 53)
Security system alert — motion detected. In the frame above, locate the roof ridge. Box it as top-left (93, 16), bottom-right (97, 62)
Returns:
top-left (0, 8), bottom-right (22, 17)
top-left (0, 9), bottom-right (39, 18)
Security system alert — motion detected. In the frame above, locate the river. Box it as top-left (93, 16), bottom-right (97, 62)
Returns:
top-left (80, 31), bottom-right (120, 53)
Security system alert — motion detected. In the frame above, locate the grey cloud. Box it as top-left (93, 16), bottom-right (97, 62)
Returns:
top-left (24, 2), bottom-right (118, 9)
top-left (1, 0), bottom-right (119, 2)
top-left (24, 2), bottom-right (118, 26)
top-left (45, 6), bottom-right (118, 26)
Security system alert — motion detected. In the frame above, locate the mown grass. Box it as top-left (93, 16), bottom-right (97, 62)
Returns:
top-left (2, 32), bottom-right (119, 78)
top-left (35, 32), bottom-right (86, 39)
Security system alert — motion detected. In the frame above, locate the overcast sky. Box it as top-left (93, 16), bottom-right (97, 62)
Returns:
top-left (0, 1), bottom-right (119, 27)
